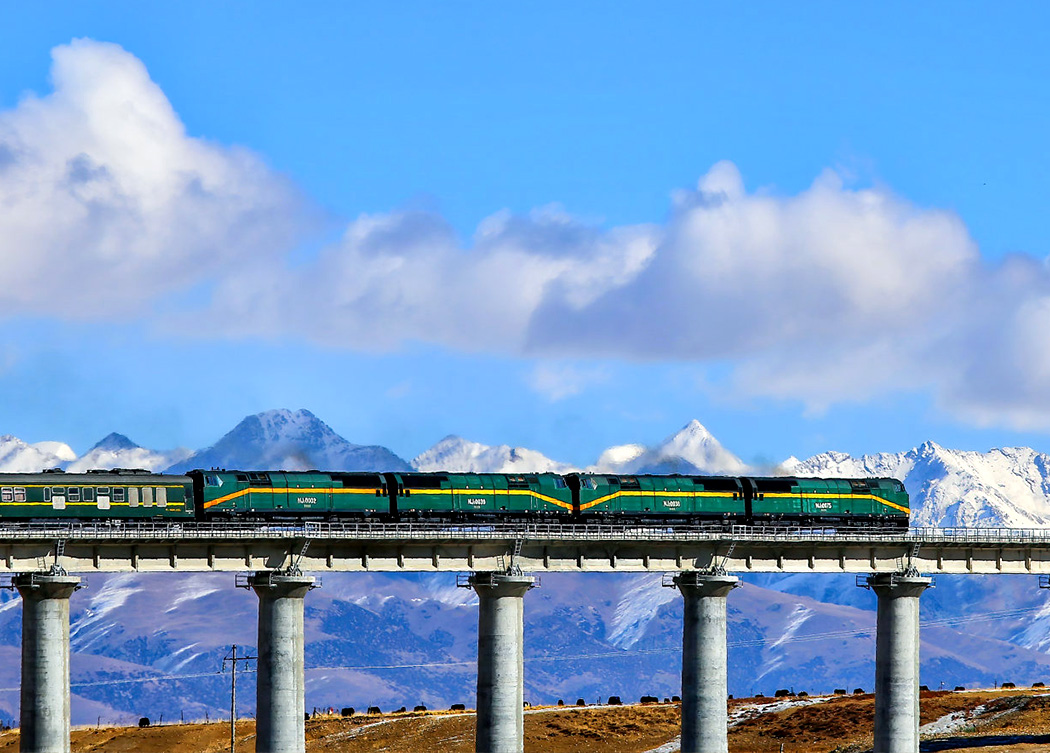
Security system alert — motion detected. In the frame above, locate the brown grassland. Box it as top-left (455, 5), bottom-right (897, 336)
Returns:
top-left (1, 688), bottom-right (1050, 752)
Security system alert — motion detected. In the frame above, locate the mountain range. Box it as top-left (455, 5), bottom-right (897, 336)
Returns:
top-left (1, 409), bottom-right (1050, 726)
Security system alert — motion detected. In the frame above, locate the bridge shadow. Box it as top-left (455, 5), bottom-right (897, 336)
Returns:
top-left (921, 733), bottom-right (1050, 751)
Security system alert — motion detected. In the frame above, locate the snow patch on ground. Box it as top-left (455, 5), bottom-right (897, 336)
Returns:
top-left (728, 695), bottom-right (832, 727)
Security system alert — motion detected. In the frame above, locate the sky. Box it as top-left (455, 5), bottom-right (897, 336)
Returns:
top-left (1, 2), bottom-right (1049, 466)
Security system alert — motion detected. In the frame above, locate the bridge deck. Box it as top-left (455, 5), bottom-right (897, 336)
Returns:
top-left (0, 523), bottom-right (1048, 574)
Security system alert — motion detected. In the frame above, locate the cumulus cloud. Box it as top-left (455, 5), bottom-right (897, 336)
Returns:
top-left (0, 39), bottom-right (309, 317)
top-left (204, 205), bottom-right (658, 350)
top-left (6, 41), bottom-right (1050, 432)
top-left (205, 160), bottom-right (1050, 429)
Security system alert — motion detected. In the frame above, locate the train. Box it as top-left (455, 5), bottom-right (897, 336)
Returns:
top-left (0, 469), bottom-right (910, 528)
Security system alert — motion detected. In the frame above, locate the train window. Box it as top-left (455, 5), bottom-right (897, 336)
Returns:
top-left (697, 478), bottom-right (741, 493)
top-left (128, 487), bottom-right (139, 507)
top-left (404, 476), bottom-right (447, 489)
top-left (52, 486), bottom-right (63, 496)
top-left (43, 487), bottom-right (51, 502)
top-left (205, 475), bottom-right (222, 487)
top-left (142, 487), bottom-right (154, 507)
top-left (156, 487), bottom-right (167, 507)
top-left (98, 487), bottom-right (110, 495)
top-left (754, 479), bottom-right (796, 494)
top-left (67, 487), bottom-right (81, 502)
top-left (14, 488), bottom-right (24, 502)
top-left (113, 487), bottom-right (125, 503)
top-left (554, 477), bottom-right (567, 489)
top-left (0, 488), bottom-right (11, 502)
top-left (83, 488), bottom-right (94, 502)
top-left (579, 478), bottom-right (597, 490)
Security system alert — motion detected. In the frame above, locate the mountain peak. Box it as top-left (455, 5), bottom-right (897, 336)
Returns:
top-left (412, 435), bottom-right (570, 474)
top-left (89, 433), bottom-right (139, 452)
top-left (592, 420), bottom-right (747, 474)
top-left (29, 441), bottom-right (77, 462)
top-left (653, 420), bottom-right (747, 473)
top-left (166, 409), bottom-right (410, 473)
top-left (677, 419), bottom-right (713, 439)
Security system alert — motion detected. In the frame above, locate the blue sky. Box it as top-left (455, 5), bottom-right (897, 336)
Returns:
top-left (1, 3), bottom-right (1049, 465)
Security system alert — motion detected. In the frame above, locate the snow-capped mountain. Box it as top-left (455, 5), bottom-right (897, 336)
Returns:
top-left (0, 435), bottom-right (76, 472)
top-left (65, 433), bottom-right (192, 473)
top-left (412, 435), bottom-right (572, 473)
top-left (166, 409), bottom-right (411, 473)
top-left (5, 411), bottom-right (1050, 725)
top-left (785, 441), bottom-right (1050, 528)
top-left (590, 420), bottom-right (749, 475)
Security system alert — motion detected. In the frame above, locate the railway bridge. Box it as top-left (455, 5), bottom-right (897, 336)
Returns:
top-left (5, 522), bottom-right (1050, 753)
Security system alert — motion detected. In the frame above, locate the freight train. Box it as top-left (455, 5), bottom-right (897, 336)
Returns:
top-left (0, 469), bottom-right (910, 528)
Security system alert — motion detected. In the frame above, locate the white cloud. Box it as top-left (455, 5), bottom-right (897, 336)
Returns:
top-left (6, 41), bottom-right (1050, 432)
top-left (203, 205), bottom-right (658, 350)
top-left (527, 362), bottom-right (607, 401)
top-left (0, 39), bottom-right (309, 317)
top-left (207, 160), bottom-right (1050, 430)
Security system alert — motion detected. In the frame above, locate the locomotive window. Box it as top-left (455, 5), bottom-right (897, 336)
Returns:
top-left (754, 479), bottom-right (796, 493)
top-left (554, 477), bottom-right (567, 489)
top-left (14, 487), bottom-right (25, 502)
top-left (156, 487), bottom-right (167, 507)
top-left (67, 487), bottom-right (81, 502)
top-left (404, 476), bottom-right (447, 489)
top-left (83, 488), bottom-right (94, 502)
top-left (128, 487), bottom-right (139, 507)
top-left (0, 488), bottom-right (11, 502)
top-left (579, 478), bottom-right (597, 490)
top-left (205, 475), bottom-right (222, 487)
top-left (697, 478), bottom-right (741, 493)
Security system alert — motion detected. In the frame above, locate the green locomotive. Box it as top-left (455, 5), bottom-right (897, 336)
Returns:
top-left (192, 470), bottom-right (388, 518)
top-left (0, 468), bottom-right (909, 528)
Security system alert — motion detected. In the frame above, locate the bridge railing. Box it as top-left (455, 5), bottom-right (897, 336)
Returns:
top-left (0, 521), bottom-right (1047, 544)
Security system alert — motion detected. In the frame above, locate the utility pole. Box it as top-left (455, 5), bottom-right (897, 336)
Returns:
top-left (222, 644), bottom-right (256, 753)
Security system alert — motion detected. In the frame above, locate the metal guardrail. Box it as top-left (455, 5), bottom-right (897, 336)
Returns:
top-left (0, 521), bottom-right (1047, 545)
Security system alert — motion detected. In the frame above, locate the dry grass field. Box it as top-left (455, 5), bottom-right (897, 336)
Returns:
top-left (1, 688), bottom-right (1049, 752)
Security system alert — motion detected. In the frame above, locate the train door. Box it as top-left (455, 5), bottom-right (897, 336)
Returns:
top-left (742, 478), bottom-right (756, 525)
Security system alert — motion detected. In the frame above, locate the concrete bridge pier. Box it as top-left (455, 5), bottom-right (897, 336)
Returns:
top-left (867, 572), bottom-right (933, 753)
top-left (672, 571), bottom-right (740, 753)
top-left (467, 572), bottom-right (536, 753)
top-left (15, 573), bottom-right (82, 753)
top-left (248, 572), bottom-right (317, 753)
